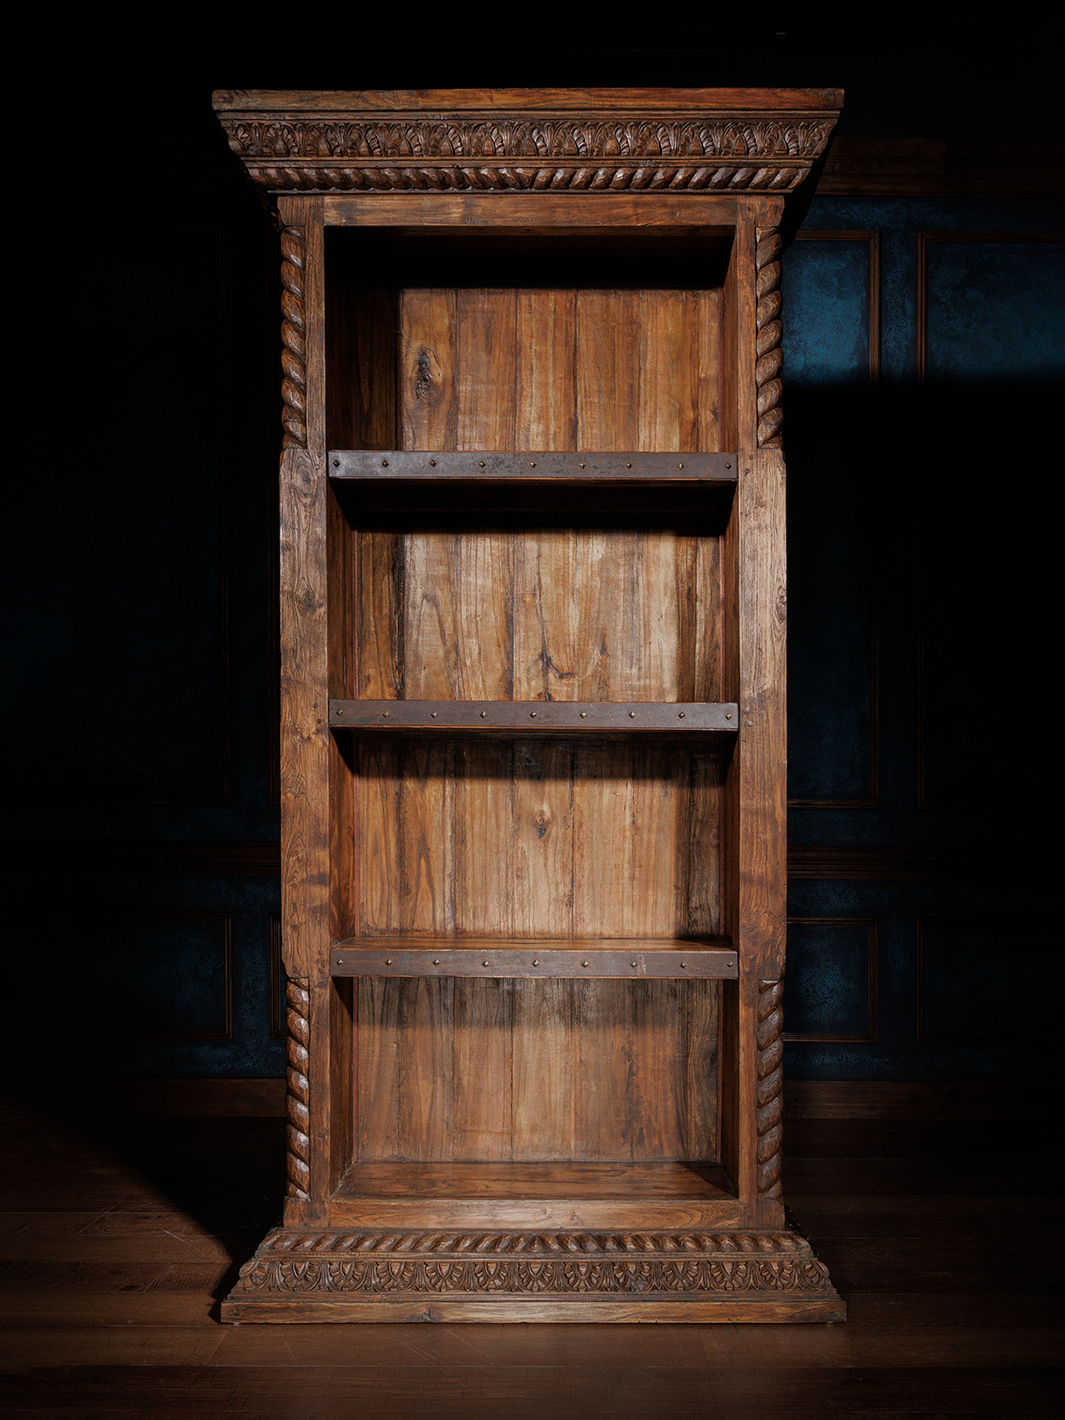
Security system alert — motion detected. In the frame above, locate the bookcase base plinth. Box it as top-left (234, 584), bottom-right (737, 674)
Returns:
top-left (222, 1224), bottom-right (845, 1324)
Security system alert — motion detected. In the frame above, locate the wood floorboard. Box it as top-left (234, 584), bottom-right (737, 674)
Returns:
top-left (0, 1091), bottom-right (1057, 1418)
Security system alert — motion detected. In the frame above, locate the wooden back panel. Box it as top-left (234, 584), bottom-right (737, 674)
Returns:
top-left (340, 270), bottom-right (726, 1166)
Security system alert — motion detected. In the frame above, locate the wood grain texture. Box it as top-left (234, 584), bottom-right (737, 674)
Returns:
top-left (355, 979), bottom-right (719, 1164)
top-left (357, 739), bottom-right (725, 940)
top-left (215, 88), bottom-right (845, 112)
top-left (331, 940), bottom-right (737, 979)
top-left (332, 701), bottom-right (738, 731)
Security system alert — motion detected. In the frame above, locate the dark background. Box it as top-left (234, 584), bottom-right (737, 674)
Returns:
top-left (6, 21), bottom-right (1062, 1085)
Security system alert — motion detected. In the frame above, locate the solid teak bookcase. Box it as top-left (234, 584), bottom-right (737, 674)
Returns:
top-left (215, 86), bottom-right (845, 1322)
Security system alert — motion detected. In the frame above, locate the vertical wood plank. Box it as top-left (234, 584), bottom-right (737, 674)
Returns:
top-left (356, 975), bottom-right (401, 1160)
top-left (357, 738), bottom-right (400, 935)
top-left (688, 747), bottom-right (724, 939)
top-left (509, 740), bottom-right (574, 938)
top-left (695, 287), bottom-right (722, 454)
top-left (573, 980), bottom-right (632, 1160)
top-left (357, 528), bottom-right (403, 700)
top-left (575, 290), bottom-right (639, 450)
top-left (512, 979), bottom-right (576, 1160)
top-left (515, 289), bottom-right (577, 450)
top-left (683, 979), bottom-right (720, 1160)
top-left (453, 979), bottom-right (513, 1160)
top-left (397, 740), bottom-right (454, 936)
top-left (454, 739), bottom-right (513, 936)
top-left (400, 289), bottom-right (458, 450)
top-left (512, 529), bottom-right (580, 703)
top-left (456, 289), bottom-right (518, 450)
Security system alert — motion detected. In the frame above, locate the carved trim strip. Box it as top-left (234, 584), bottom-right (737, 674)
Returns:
top-left (232, 160), bottom-right (813, 196)
top-left (755, 226), bottom-right (784, 449)
top-left (756, 978), bottom-right (784, 1198)
top-left (279, 224), bottom-right (307, 450)
top-left (223, 116), bottom-right (836, 163)
top-left (230, 1227), bottom-right (838, 1298)
top-left (285, 975), bottom-right (310, 1200)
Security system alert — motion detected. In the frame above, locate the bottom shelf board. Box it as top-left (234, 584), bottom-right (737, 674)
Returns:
top-left (334, 1160), bottom-right (732, 1201)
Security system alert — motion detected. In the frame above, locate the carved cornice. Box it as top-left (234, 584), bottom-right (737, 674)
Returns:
top-left (217, 111), bottom-right (837, 195)
top-left (230, 1226), bottom-right (838, 1298)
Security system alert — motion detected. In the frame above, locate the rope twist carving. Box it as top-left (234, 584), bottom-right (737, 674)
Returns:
top-left (756, 978), bottom-right (784, 1197)
top-left (279, 224), bottom-right (307, 450)
top-left (285, 975), bottom-right (311, 1200)
top-left (755, 226), bottom-right (784, 449)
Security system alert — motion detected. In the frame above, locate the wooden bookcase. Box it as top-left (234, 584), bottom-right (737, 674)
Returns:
top-left (215, 87), bottom-right (845, 1322)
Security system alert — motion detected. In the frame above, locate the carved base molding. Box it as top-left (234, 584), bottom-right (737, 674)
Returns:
top-left (223, 1225), bottom-right (845, 1323)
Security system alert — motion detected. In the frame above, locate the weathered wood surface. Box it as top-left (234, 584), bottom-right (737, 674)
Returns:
top-left (331, 939), bottom-right (737, 978)
top-left (357, 738), bottom-right (724, 939)
top-left (332, 701), bottom-right (738, 731)
top-left (330, 450), bottom-right (737, 482)
top-left (214, 87), bottom-right (844, 112)
top-left (355, 978), bottom-right (719, 1164)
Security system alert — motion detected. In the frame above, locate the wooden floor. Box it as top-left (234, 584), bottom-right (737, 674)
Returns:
top-left (1, 1081), bottom-right (1057, 1419)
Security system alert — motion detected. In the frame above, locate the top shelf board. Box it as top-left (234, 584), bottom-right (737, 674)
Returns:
top-left (329, 451), bottom-right (738, 485)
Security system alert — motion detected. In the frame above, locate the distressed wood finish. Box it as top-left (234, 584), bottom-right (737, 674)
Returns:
top-left (330, 450), bottom-right (737, 482)
top-left (332, 939), bottom-right (737, 978)
top-left (331, 701), bottom-right (738, 731)
top-left (216, 87), bottom-right (840, 1322)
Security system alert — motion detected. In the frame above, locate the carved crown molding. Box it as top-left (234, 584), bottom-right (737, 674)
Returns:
top-left (229, 1226), bottom-right (840, 1300)
top-left (217, 110), bottom-right (838, 195)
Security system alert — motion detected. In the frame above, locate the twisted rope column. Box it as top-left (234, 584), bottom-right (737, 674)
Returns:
top-left (756, 977), bottom-right (784, 1198)
top-left (285, 975), bottom-right (311, 1201)
top-left (755, 225), bottom-right (784, 449)
top-left (279, 224), bottom-right (307, 450)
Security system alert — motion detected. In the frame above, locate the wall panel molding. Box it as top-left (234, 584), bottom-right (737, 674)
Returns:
top-left (784, 916), bottom-right (877, 1043)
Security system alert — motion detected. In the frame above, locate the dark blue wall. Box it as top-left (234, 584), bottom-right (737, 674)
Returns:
top-left (782, 198), bottom-right (1063, 1079)
top-left (6, 170), bottom-right (1061, 1082)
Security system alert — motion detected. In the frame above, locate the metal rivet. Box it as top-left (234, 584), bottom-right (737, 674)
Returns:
top-left (337, 958), bottom-right (344, 965)
top-left (483, 960), bottom-right (490, 967)
top-left (429, 458), bottom-right (436, 467)
top-left (579, 461), bottom-right (586, 468)
top-left (479, 460), bottom-right (486, 468)
top-left (580, 711), bottom-right (587, 718)
top-left (529, 461), bottom-right (536, 467)
top-left (725, 711), bottom-right (732, 719)
top-left (431, 711), bottom-right (438, 718)
top-left (626, 462), bottom-right (632, 468)
top-left (381, 459), bottom-right (389, 467)
top-left (629, 711), bottom-right (636, 718)
top-left (678, 711), bottom-right (685, 718)
top-left (480, 710), bottom-right (487, 717)
top-left (383, 711), bottom-right (390, 718)
top-left (530, 711), bottom-right (537, 717)
top-left (582, 961), bottom-right (589, 967)
top-left (678, 462), bottom-right (684, 469)
top-left (532, 959), bottom-right (539, 966)
top-left (433, 958), bottom-right (440, 965)
top-left (747, 721), bottom-right (753, 727)
top-left (680, 962), bottom-right (687, 968)
top-left (333, 458), bottom-right (340, 468)
top-left (631, 961), bottom-right (638, 968)
top-left (385, 958), bottom-right (392, 964)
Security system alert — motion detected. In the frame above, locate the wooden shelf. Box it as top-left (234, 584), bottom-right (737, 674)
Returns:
top-left (330, 700), bottom-right (739, 733)
top-left (331, 938), bottom-right (737, 979)
top-left (333, 1161), bottom-right (733, 1202)
top-left (329, 450), bottom-right (738, 484)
